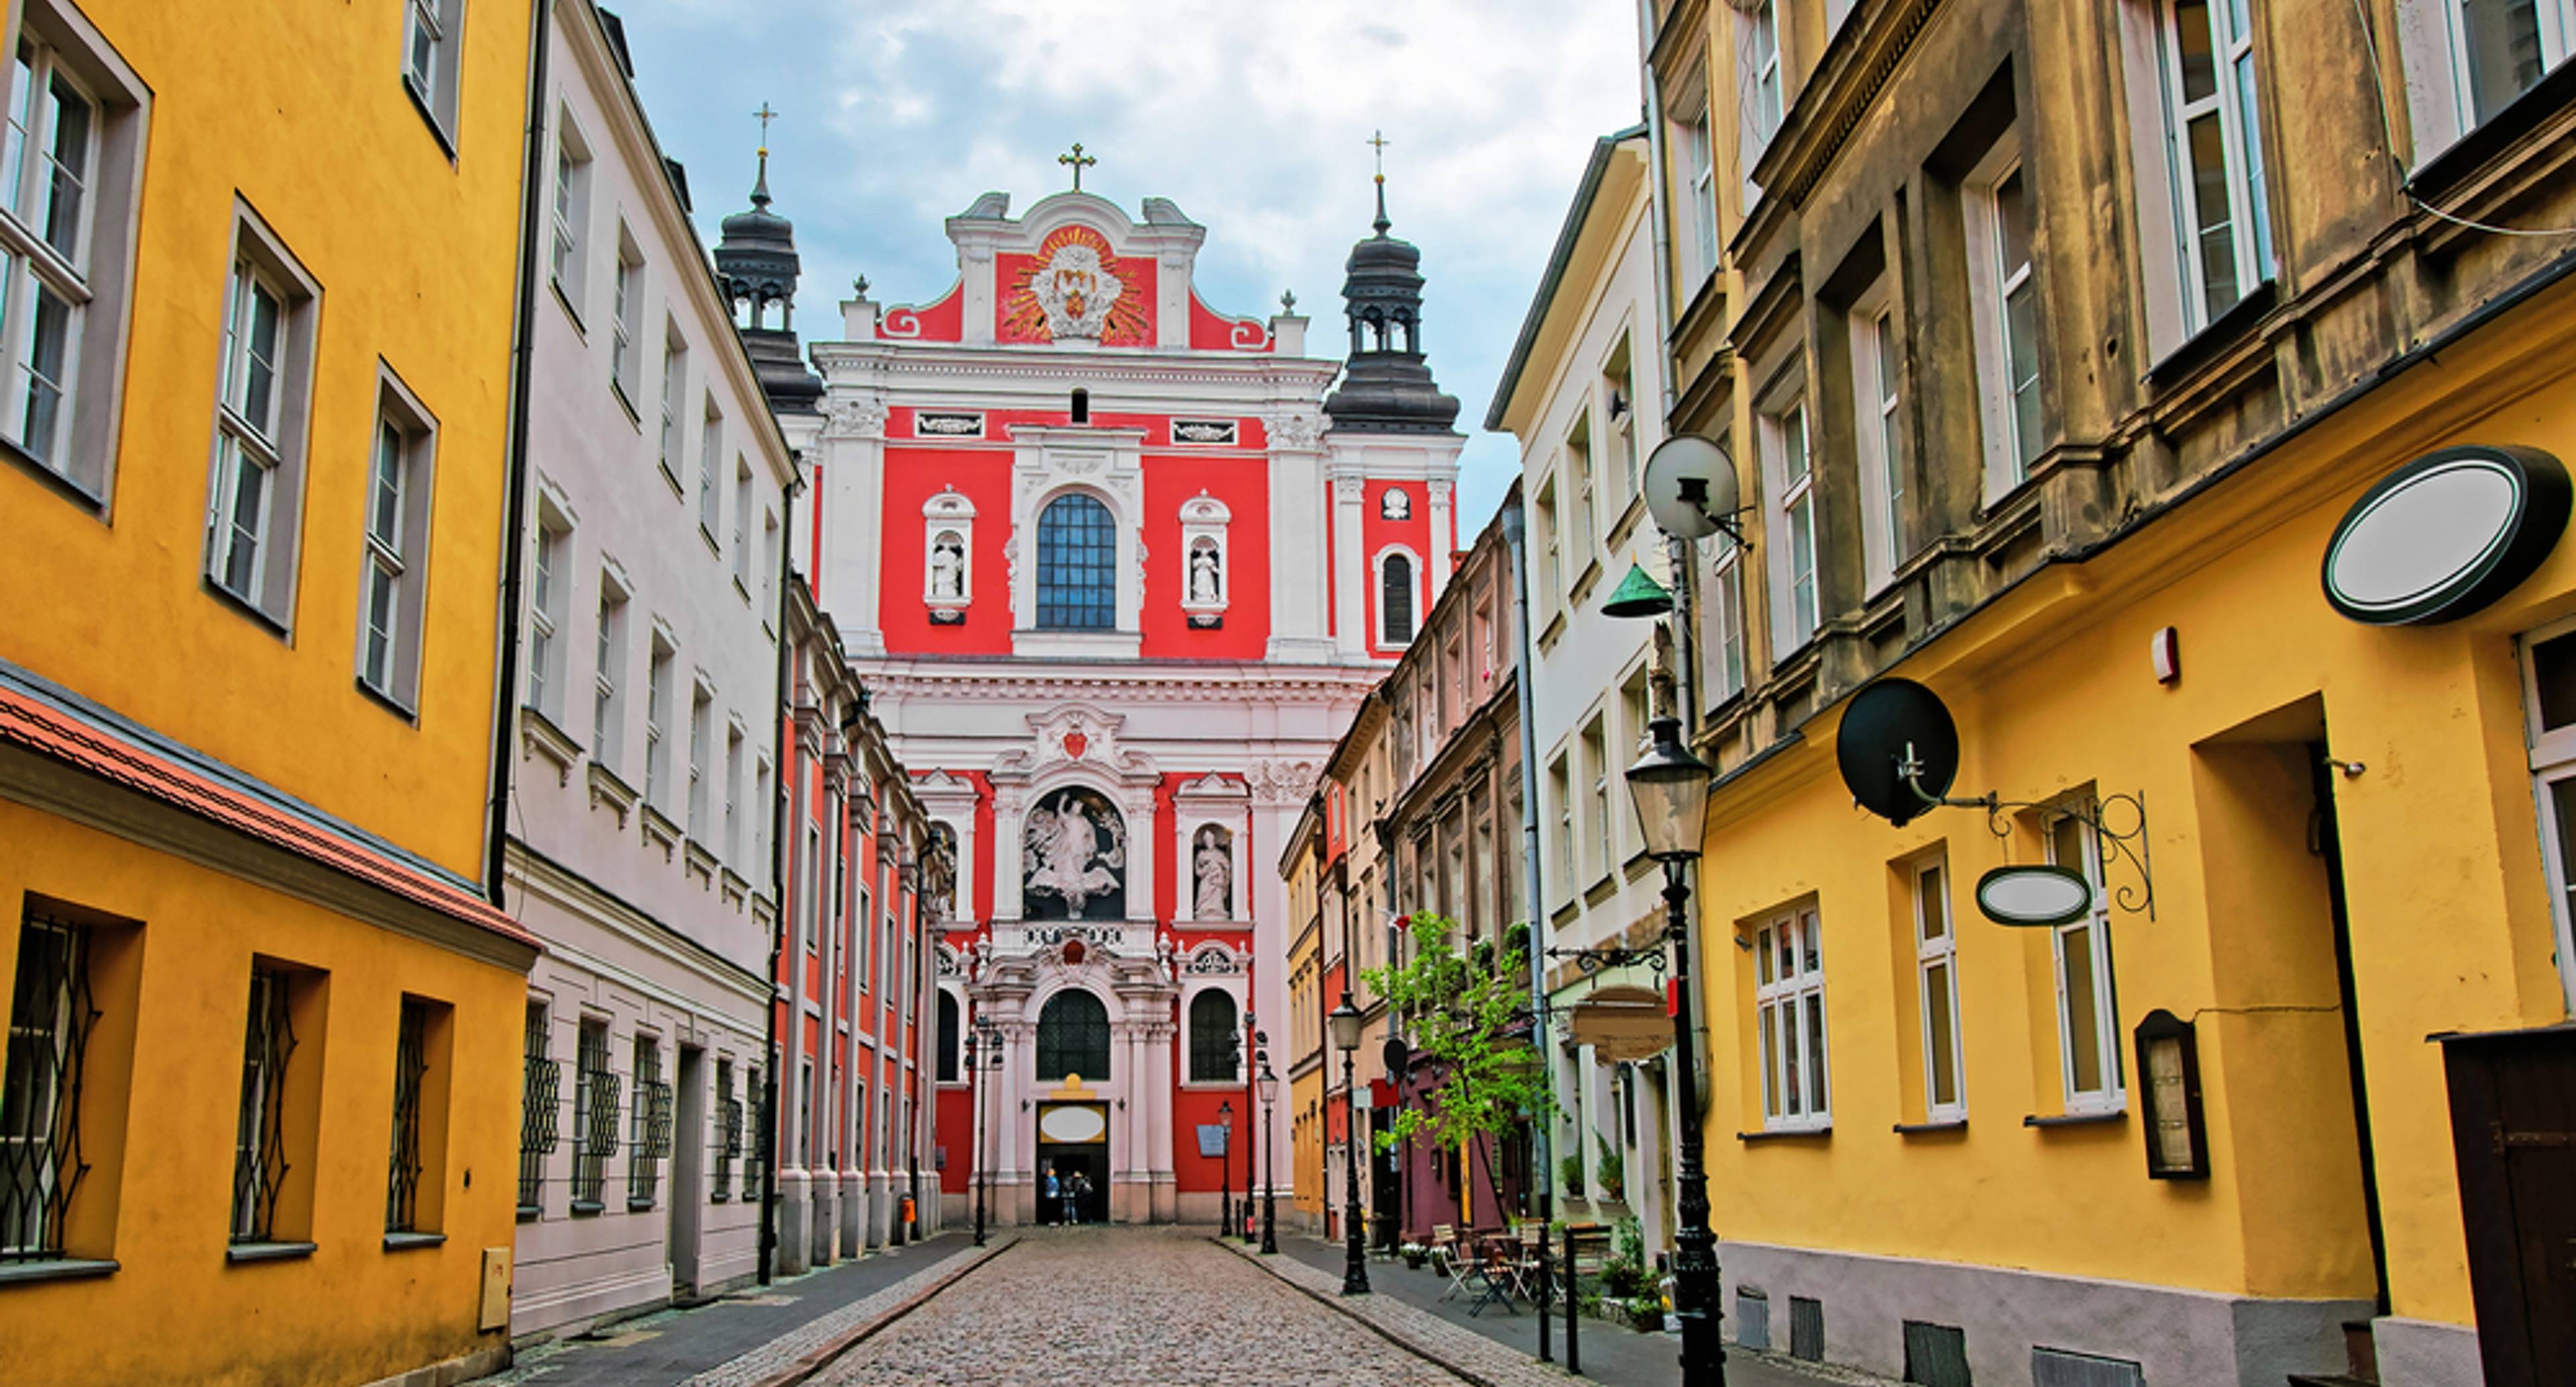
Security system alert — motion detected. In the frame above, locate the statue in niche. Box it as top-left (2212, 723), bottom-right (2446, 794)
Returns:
top-left (1381, 488), bottom-right (1411, 520)
top-left (930, 535), bottom-right (965, 600)
top-left (1189, 543), bottom-right (1222, 604)
top-left (1193, 826), bottom-right (1232, 920)
top-left (1022, 786), bottom-right (1126, 920)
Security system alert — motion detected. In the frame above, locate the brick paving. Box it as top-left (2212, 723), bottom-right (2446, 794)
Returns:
top-left (809, 1227), bottom-right (1477, 1386)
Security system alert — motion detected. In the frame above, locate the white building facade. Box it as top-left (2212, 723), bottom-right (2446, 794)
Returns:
top-left (505, 0), bottom-right (796, 1337)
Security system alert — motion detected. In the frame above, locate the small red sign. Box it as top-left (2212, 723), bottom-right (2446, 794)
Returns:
top-left (1666, 979), bottom-right (1681, 1018)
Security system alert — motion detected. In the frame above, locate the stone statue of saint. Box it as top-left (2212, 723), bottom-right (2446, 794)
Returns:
top-left (930, 539), bottom-right (964, 599)
top-left (1025, 795), bottom-right (1124, 917)
top-left (1189, 545), bottom-right (1221, 604)
top-left (1194, 828), bottom-right (1231, 920)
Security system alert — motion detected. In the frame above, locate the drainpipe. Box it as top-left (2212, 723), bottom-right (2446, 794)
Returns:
top-left (1501, 495), bottom-right (1555, 1363)
top-left (758, 468), bottom-right (800, 1284)
top-left (1634, 0), bottom-right (1700, 740)
top-left (486, 0), bottom-right (554, 907)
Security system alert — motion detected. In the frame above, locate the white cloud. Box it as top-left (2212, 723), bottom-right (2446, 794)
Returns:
top-left (614, 0), bottom-right (1642, 532)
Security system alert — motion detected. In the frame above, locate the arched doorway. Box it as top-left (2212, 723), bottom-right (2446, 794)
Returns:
top-left (1034, 989), bottom-right (1111, 1225)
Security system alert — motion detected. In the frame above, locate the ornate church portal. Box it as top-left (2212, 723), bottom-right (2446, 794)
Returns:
top-left (804, 158), bottom-right (1463, 1225)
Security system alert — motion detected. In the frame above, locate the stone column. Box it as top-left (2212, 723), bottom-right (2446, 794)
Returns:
top-left (1428, 478), bottom-right (1456, 602)
top-left (818, 404), bottom-right (889, 657)
top-left (1147, 1020), bottom-right (1178, 1221)
top-left (1265, 410), bottom-right (1334, 662)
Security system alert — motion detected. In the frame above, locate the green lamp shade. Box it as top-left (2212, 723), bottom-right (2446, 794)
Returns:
top-left (1603, 562), bottom-right (1674, 618)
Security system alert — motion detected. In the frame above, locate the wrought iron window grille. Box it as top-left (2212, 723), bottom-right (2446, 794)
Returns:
top-left (716, 1093), bottom-right (743, 1201)
top-left (630, 1067), bottom-right (672, 1209)
top-left (740, 1068), bottom-right (764, 1195)
top-left (1, 914), bottom-right (96, 1262)
top-left (385, 1000), bottom-right (429, 1233)
top-left (518, 1005), bottom-right (559, 1216)
top-left (232, 968), bottom-right (295, 1242)
top-left (571, 1024), bottom-right (615, 1208)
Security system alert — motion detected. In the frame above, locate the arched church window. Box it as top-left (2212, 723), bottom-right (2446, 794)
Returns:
top-left (1036, 989), bottom-right (1111, 1082)
top-left (936, 991), bottom-right (961, 1083)
top-left (1022, 785), bottom-right (1126, 919)
top-left (1188, 990), bottom-right (1239, 1083)
top-left (1381, 551), bottom-right (1415, 645)
top-left (1036, 493), bottom-right (1117, 630)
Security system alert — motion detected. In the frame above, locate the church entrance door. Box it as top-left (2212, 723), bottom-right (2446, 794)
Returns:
top-left (1036, 1101), bottom-right (1110, 1225)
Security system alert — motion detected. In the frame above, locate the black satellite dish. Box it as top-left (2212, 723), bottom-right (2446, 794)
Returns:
top-left (1835, 677), bottom-right (1960, 827)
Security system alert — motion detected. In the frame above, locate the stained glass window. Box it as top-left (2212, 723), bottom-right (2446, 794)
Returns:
top-left (1036, 493), bottom-right (1117, 630)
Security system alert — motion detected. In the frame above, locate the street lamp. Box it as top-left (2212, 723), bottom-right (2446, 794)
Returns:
top-left (1218, 1099), bottom-right (1234, 1239)
top-left (1328, 996), bottom-right (1368, 1295)
top-left (1625, 714), bottom-right (1721, 1385)
top-left (1257, 1062), bottom-right (1280, 1254)
top-left (1240, 1013), bottom-right (1262, 1245)
top-left (968, 1017), bottom-right (1003, 1248)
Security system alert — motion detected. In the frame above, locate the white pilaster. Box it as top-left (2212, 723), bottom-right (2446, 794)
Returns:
top-left (1330, 474), bottom-right (1367, 658)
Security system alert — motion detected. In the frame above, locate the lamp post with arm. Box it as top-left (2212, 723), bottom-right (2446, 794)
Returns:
top-left (969, 1017), bottom-right (1002, 1247)
top-left (1258, 1060), bottom-right (1279, 1254)
top-left (1240, 1012), bottom-right (1261, 1244)
top-left (1624, 715), bottom-right (1721, 1385)
top-left (1328, 997), bottom-right (1368, 1294)
top-left (1218, 1099), bottom-right (1234, 1238)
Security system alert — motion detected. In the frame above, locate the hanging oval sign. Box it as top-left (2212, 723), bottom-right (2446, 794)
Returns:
top-left (1975, 865), bottom-right (2094, 928)
top-left (2321, 445), bottom-right (2571, 626)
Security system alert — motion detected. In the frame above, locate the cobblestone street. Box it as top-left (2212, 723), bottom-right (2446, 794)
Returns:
top-left (812, 1229), bottom-right (1470, 1387)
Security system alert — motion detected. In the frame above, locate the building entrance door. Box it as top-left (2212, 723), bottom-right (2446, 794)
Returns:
top-left (2441, 1026), bottom-right (2576, 1386)
top-left (1035, 1101), bottom-right (1109, 1224)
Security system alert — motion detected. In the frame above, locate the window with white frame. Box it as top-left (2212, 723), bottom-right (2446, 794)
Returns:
top-left (687, 682), bottom-right (712, 839)
top-left (760, 509), bottom-right (780, 622)
top-left (609, 233), bottom-right (641, 410)
top-left (592, 571), bottom-right (627, 770)
top-left (1760, 400), bottom-right (1818, 652)
top-left (358, 376), bottom-right (437, 709)
top-left (1682, 105), bottom-right (1719, 284)
top-left (698, 399), bottom-right (723, 543)
top-left (1913, 859), bottom-right (1965, 1121)
top-left (525, 506), bottom-right (568, 720)
top-left (2155, 0), bottom-right (2272, 331)
top-left (753, 755), bottom-right (773, 877)
top-left (0, 18), bottom-right (146, 500)
top-left (723, 720), bottom-right (744, 863)
top-left (1964, 148), bottom-right (2045, 498)
top-left (2047, 808), bottom-right (2125, 1113)
top-left (657, 324), bottom-right (685, 491)
top-left (2516, 618), bottom-right (2576, 1011)
top-left (1378, 549), bottom-right (1416, 645)
top-left (1582, 715), bottom-right (1611, 880)
top-left (1548, 753), bottom-right (1574, 903)
top-left (1605, 338), bottom-right (1640, 506)
top-left (400, 0), bottom-right (463, 139)
top-left (732, 459), bottom-right (753, 589)
top-left (1737, 0), bottom-right (1785, 196)
top-left (1755, 905), bottom-right (1829, 1130)
top-left (206, 219), bottom-right (318, 626)
top-left (644, 634), bottom-right (674, 807)
top-left (1534, 477), bottom-right (1562, 614)
top-left (1567, 417), bottom-right (1596, 571)
top-left (1708, 532), bottom-right (1748, 702)
top-left (1851, 297), bottom-right (1905, 590)
top-left (549, 114), bottom-right (590, 315)
top-left (2451, 0), bottom-right (2576, 129)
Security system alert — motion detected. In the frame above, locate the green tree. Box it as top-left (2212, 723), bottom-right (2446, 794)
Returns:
top-left (1362, 911), bottom-right (1552, 1223)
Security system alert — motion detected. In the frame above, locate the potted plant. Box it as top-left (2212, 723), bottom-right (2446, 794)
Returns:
top-left (1558, 1152), bottom-right (1585, 1198)
top-left (1400, 1241), bottom-right (1428, 1270)
top-left (1595, 1135), bottom-right (1625, 1202)
top-left (1625, 1296), bottom-right (1666, 1333)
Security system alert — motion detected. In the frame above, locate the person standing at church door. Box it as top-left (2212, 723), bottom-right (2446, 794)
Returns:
top-left (1069, 1170), bottom-right (1092, 1225)
top-left (1044, 1167), bottom-right (1061, 1225)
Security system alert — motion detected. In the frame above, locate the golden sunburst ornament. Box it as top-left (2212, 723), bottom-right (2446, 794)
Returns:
top-left (1002, 225), bottom-right (1153, 345)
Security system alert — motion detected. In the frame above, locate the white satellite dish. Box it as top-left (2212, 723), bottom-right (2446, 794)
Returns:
top-left (1642, 434), bottom-right (1741, 542)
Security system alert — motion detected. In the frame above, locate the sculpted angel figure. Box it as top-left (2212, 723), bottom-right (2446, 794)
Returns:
top-left (1024, 795), bottom-right (1124, 917)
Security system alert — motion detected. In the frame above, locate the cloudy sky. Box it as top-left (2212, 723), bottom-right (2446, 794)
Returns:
top-left (612, 0), bottom-right (1647, 535)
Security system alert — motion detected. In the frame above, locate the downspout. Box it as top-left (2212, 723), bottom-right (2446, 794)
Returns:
top-left (1635, 0), bottom-right (1699, 740)
top-left (486, 0), bottom-right (554, 905)
top-left (1501, 496), bottom-right (1554, 1361)
top-left (757, 464), bottom-right (801, 1284)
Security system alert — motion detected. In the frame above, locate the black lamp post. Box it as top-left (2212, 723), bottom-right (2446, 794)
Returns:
top-left (1218, 1099), bottom-right (1234, 1239)
top-left (968, 1017), bottom-right (1002, 1247)
top-left (1625, 714), bottom-right (1721, 1385)
top-left (1240, 1013), bottom-right (1262, 1244)
top-left (1328, 996), bottom-right (1368, 1295)
top-left (1258, 1061), bottom-right (1279, 1254)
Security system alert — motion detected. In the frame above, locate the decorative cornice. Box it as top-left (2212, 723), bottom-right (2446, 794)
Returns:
top-left (850, 662), bottom-right (1383, 709)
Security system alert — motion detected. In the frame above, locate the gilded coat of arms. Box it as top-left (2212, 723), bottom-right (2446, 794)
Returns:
top-left (1003, 225), bottom-right (1151, 345)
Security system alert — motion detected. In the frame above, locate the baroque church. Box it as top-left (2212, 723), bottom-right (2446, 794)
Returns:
top-left (735, 156), bottom-right (1463, 1225)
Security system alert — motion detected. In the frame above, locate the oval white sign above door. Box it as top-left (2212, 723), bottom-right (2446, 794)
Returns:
top-left (1038, 1103), bottom-right (1108, 1144)
top-left (1976, 865), bottom-right (2094, 928)
top-left (2322, 445), bottom-right (2571, 626)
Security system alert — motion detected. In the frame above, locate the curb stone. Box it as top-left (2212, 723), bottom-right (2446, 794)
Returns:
top-left (729, 1237), bottom-right (1019, 1387)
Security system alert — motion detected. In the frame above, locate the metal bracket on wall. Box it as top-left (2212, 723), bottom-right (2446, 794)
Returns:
top-left (1904, 763), bottom-right (2157, 922)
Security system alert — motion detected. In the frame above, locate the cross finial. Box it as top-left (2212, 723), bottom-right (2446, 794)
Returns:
top-left (749, 103), bottom-right (780, 209)
top-left (1058, 142), bottom-right (1098, 192)
top-left (754, 102), bottom-right (779, 154)
top-left (1367, 129), bottom-right (1392, 235)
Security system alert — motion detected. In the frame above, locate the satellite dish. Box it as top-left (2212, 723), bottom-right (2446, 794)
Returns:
top-left (1643, 434), bottom-right (1740, 541)
top-left (1835, 677), bottom-right (1960, 827)
top-left (1381, 1035), bottom-right (1410, 1073)
top-left (1976, 865), bottom-right (2094, 928)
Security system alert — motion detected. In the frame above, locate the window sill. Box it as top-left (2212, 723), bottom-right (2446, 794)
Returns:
top-left (1582, 873), bottom-right (1619, 907)
top-left (656, 459), bottom-right (684, 503)
top-left (2023, 1108), bottom-right (2125, 1129)
top-left (1605, 494), bottom-right (1649, 553)
top-left (2143, 277), bottom-right (2276, 392)
top-left (1569, 560), bottom-right (1605, 608)
top-left (1538, 609), bottom-right (1567, 650)
top-left (701, 524), bottom-right (722, 559)
top-left (1892, 1117), bottom-right (1967, 1136)
top-left (517, 1204), bottom-right (541, 1223)
top-left (1737, 1125), bottom-right (1832, 1144)
top-left (226, 1240), bottom-right (317, 1264)
top-left (203, 573), bottom-right (291, 641)
top-left (710, 1192), bottom-right (731, 1205)
top-left (570, 1199), bottom-right (606, 1217)
top-left (611, 380), bottom-right (642, 431)
top-left (551, 278), bottom-right (587, 336)
top-left (0, 1258), bottom-right (117, 1286)
top-left (627, 1197), bottom-right (657, 1213)
top-left (402, 75), bottom-right (459, 163)
top-left (734, 575), bottom-right (752, 606)
top-left (2410, 53), bottom-right (2576, 201)
top-left (1, 437), bottom-right (108, 516)
top-left (356, 674), bottom-right (419, 724)
top-left (382, 1231), bottom-right (447, 1252)
top-left (519, 704), bottom-right (584, 787)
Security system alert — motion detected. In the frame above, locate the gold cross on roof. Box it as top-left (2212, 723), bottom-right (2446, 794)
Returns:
top-left (1059, 142), bottom-right (1097, 192)
top-left (754, 101), bottom-right (779, 155)
top-left (1368, 129), bottom-right (1390, 180)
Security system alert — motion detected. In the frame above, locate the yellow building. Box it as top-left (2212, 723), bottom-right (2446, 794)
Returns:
top-left (1280, 800), bottom-right (1328, 1235)
top-left (0, 1), bottom-right (539, 1383)
top-left (1637, 0), bottom-right (2576, 1383)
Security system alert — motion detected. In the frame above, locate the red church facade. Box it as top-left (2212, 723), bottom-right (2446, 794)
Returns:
top-left (798, 183), bottom-right (1464, 1226)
